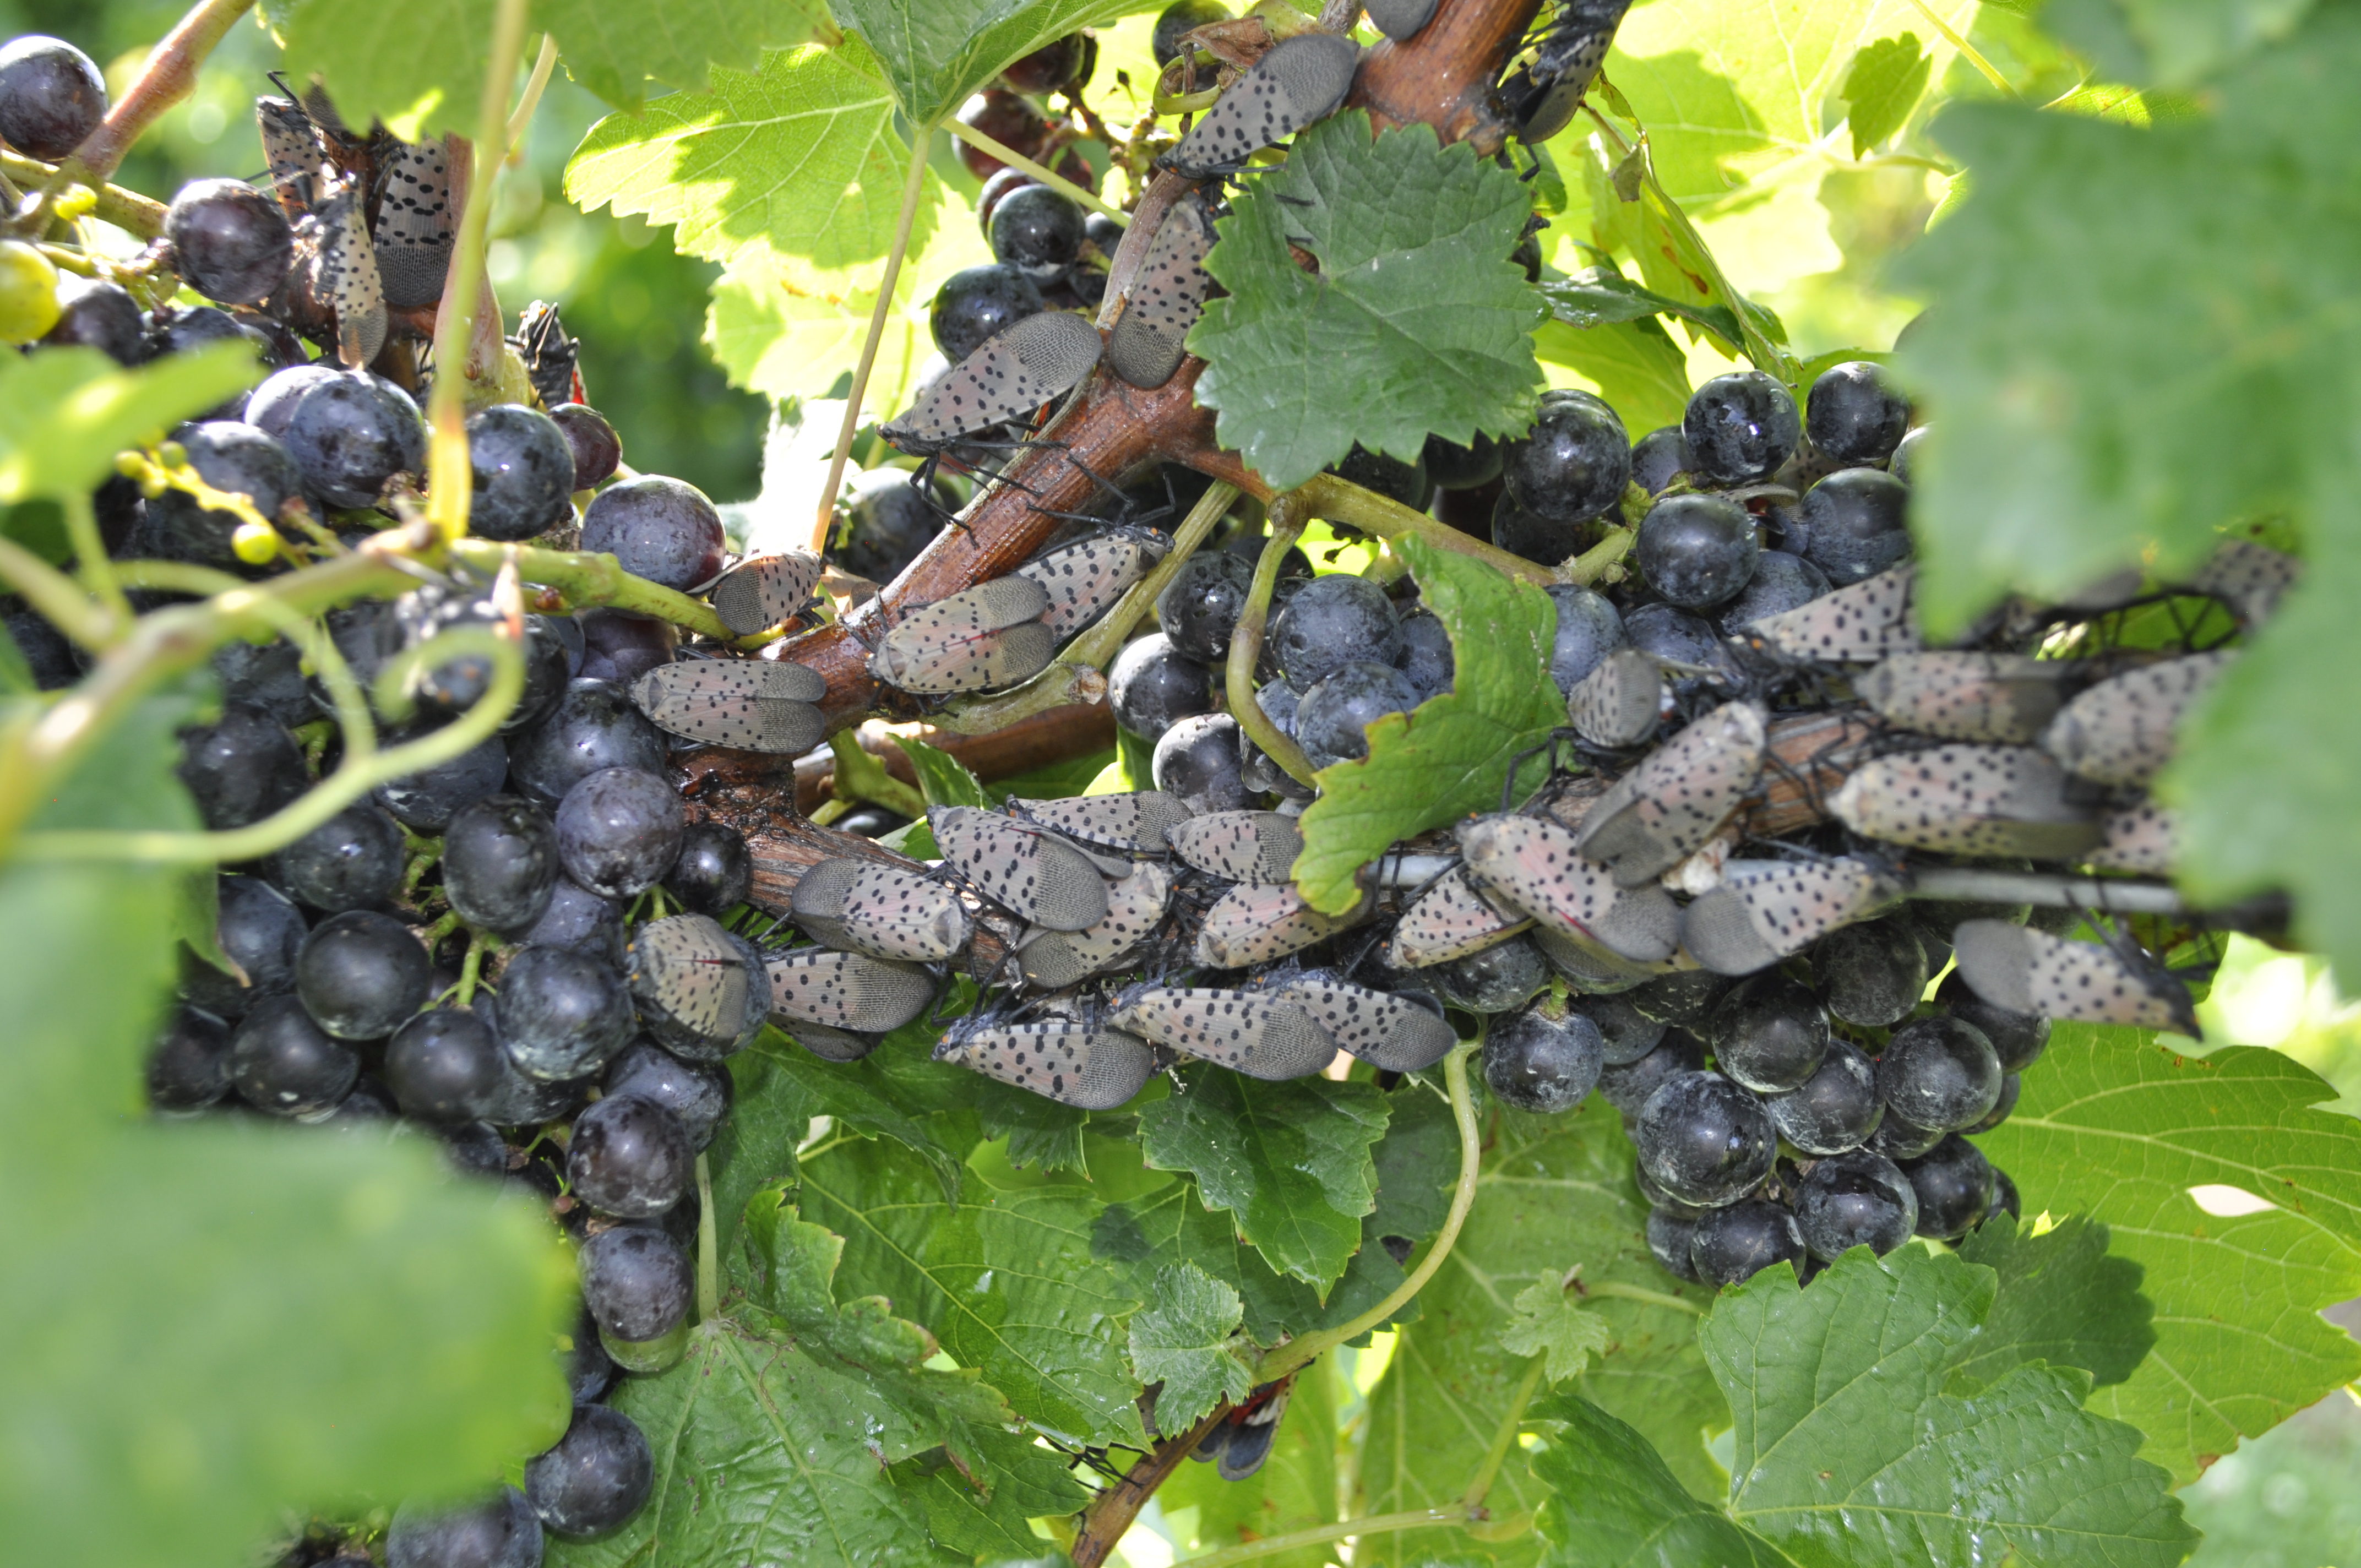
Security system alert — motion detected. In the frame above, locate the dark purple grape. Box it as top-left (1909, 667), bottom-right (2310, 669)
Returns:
top-left (1989, 1165), bottom-right (2020, 1223)
top-left (1800, 468), bottom-right (1911, 586)
top-left (1109, 632), bottom-right (1214, 741)
top-left (1761, 1040), bottom-right (1882, 1155)
top-left (1003, 30), bottom-right (1093, 92)
top-left (1629, 970), bottom-right (1736, 1026)
top-left (1812, 915), bottom-right (1927, 1027)
top-left (397, 594), bottom-right (570, 731)
top-left (495, 944), bottom-right (633, 1081)
top-left (148, 1007), bottom-right (233, 1112)
top-left (606, 1040), bottom-right (733, 1151)
top-left (41, 275), bottom-right (145, 364)
top-left (1635, 1157), bottom-right (1704, 1218)
top-left (376, 732), bottom-right (507, 833)
top-left (575, 609), bottom-right (676, 688)
top-left (166, 178), bottom-right (295, 306)
top-left (1503, 390), bottom-right (1629, 523)
top-left (990, 184), bottom-right (1085, 281)
top-left (977, 167), bottom-right (1040, 234)
top-left (213, 638), bottom-right (311, 727)
top-left (1296, 660), bottom-right (1419, 766)
top-left (579, 1224), bottom-right (693, 1345)
top-left (1622, 601), bottom-right (1736, 685)
top-left (1637, 493), bottom-right (1760, 609)
top-left (665, 822), bottom-right (751, 915)
top-left (1430, 933), bottom-right (1548, 1014)
top-left (1482, 1005), bottom-right (1604, 1113)
top-left (1597, 1028), bottom-right (1705, 1117)
top-left (1682, 371), bottom-right (1799, 486)
top-left (283, 370), bottom-right (427, 509)
top-left (1967, 1072), bottom-right (2020, 1134)
top-left (1424, 431), bottom-right (1502, 490)
top-left (296, 910), bottom-right (430, 1040)
top-left (1239, 679), bottom-right (1314, 801)
top-left (1271, 575), bottom-right (1401, 689)
top-left (303, 601), bottom-right (401, 725)
top-left (5, 600), bottom-right (76, 689)
top-left (1876, 1015), bottom-right (2003, 1134)
top-left (1543, 583), bottom-right (1625, 693)
top-left (466, 404), bottom-right (576, 542)
top-left (1492, 490), bottom-right (1590, 567)
top-left (233, 309), bottom-right (308, 372)
top-left (1156, 549), bottom-right (1255, 662)
top-left (1901, 1134), bottom-right (1995, 1239)
top-left (1806, 360), bottom-right (1910, 466)
top-left (1705, 974), bottom-right (1829, 1093)
top-left (1329, 444), bottom-right (1431, 512)
top-left (148, 421), bottom-right (303, 571)
top-left (556, 767), bottom-right (684, 899)
top-left (1689, 1197), bottom-right (1805, 1286)
top-left (1577, 994), bottom-right (1664, 1066)
top-left (1646, 1207), bottom-right (1702, 1281)
top-left (580, 476), bottom-right (725, 593)
top-left (247, 363), bottom-right (338, 439)
top-left (481, 1034), bottom-right (595, 1126)
top-left (387, 1486), bottom-right (543, 1568)
top-left (1864, 1110), bottom-right (1944, 1161)
top-left (443, 795), bottom-right (561, 935)
top-left (1152, 712), bottom-right (1251, 813)
top-left (176, 703), bottom-right (304, 831)
top-left (1393, 609), bottom-right (1454, 699)
top-left (929, 263), bottom-right (1045, 362)
top-left (1634, 1070), bottom-right (1775, 1207)
top-left (518, 876), bottom-right (627, 963)
top-left (386, 1007), bottom-right (504, 1123)
top-left (509, 678), bottom-right (667, 807)
top-left (230, 994), bottom-right (360, 1117)
top-left (564, 1304), bottom-right (617, 1403)
top-left (1155, 0), bottom-right (1232, 63)
top-left (526, 1404), bottom-right (653, 1538)
top-left (1793, 1149), bottom-right (1918, 1260)
top-left (1937, 970), bottom-right (2050, 1072)
top-left (1630, 426), bottom-right (1690, 494)
top-left (548, 403), bottom-right (621, 491)
top-left (568, 1092), bottom-right (693, 1219)
top-left (1720, 549), bottom-right (1828, 633)
top-left (181, 875), bottom-right (308, 1021)
top-left (831, 467), bottom-right (951, 584)
top-left (270, 801), bottom-right (405, 913)
top-left (0, 36), bottom-right (106, 160)
top-left (1890, 424), bottom-right (1928, 486)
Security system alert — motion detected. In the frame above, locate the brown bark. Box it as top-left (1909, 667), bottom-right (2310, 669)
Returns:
top-left (1349, 0), bottom-right (1540, 150)
top-left (1069, 1406), bottom-right (1237, 1568)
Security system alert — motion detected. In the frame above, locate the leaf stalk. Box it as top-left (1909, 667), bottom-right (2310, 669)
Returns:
top-left (1227, 518), bottom-right (1319, 787)
top-left (943, 117), bottom-right (1129, 227)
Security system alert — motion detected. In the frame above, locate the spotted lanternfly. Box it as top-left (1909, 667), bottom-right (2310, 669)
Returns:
top-left (1499, 0), bottom-right (1631, 142)
top-left (2184, 537), bottom-right (2299, 627)
top-left (1114, 987), bottom-right (1338, 1080)
top-left (256, 95), bottom-right (325, 218)
top-left (627, 914), bottom-right (768, 1058)
top-left (1189, 1375), bottom-right (1296, 1482)
top-left (1456, 815), bottom-right (1682, 963)
top-left (1364, 0), bottom-right (1439, 41)
top-left (882, 310), bottom-right (1103, 455)
top-left (1018, 861), bottom-right (1172, 990)
top-left (1385, 865), bottom-right (1533, 969)
top-left (1952, 919), bottom-right (2197, 1034)
top-left (1857, 652), bottom-right (2075, 744)
top-left (790, 857), bottom-right (971, 962)
top-left (516, 302), bottom-right (586, 410)
top-left (931, 806), bottom-right (1112, 932)
top-left (1678, 858), bottom-right (1905, 977)
top-left (1829, 744), bottom-right (2103, 859)
top-left (764, 948), bottom-right (938, 1033)
top-left (1567, 647), bottom-right (1666, 749)
top-left (1751, 565), bottom-right (1920, 662)
top-left (1016, 532), bottom-right (1170, 636)
top-left (2086, 800), bottom-right (2176, 875)
top-left (1168, 810), bottom-right (1303, 884)
top-left (1007, 790), bottom-right (1196, 853)
top-left (1107, 193), bottom-right (1217, 390)
top-left (630, 659), bottom-right (828, 753)
top-left (711, 549), bottom-right (825, 636)
top-left (2040, 651), bottom-right (2231, 788)
top-left (868, 576), bottom-right (1057, 695)
top-left (935, 1015), bottom-right (1157, 1109)
top-left (1167, 31), bottom-right (1361, 179)
top-left (1276, 978), bottom-right (1456, 1071)
top-left (311, 179), bottom-right (388, 368)
top-left (785, 1022), bottom-right (878, 1063)
top-left (1575, 701), bottom-right (1767, 887)
top-left (372, 135), bottom-right (454, 309)
top-left (1193, 879), bottom-right (1360, 968)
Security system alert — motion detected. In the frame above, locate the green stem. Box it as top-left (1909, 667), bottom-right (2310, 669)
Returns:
top-left (931, 660), bottom-right (1108, 736)
top-left (448, 538), bottom-right (736, 640)
top-left (1185, 1509), bottom-right (1460, 1568)
top-left (826, 731), bottom-right (928, 820)
top-left (1903, 0), bottom-right (2014, 95)
top-left (942, 118), bottom-right (1128, 227)
top-left (1463, 1356), bottom-right (1547, 1511)
top-left (1258, 1041), bottom-right (1483, 1381)
top-left (0, 533), bottom-right (113, 647)
top-left (1227, 519), bottom-right (1318, 787)
top-left (1279, 475), bottom-right (1555, 586)
top-left (695, 1152), bottom-right (720, 1321)
top-left (49, 0), bottom-right (254, 188)
top-left (1564, 525), bottom-right (1635, 587)
top-left (0, 151), bottom-right (165, 237)
top-left (812, 123), bottom-right (939, 556)
top-left (507, 34), bottom-right (561, 151)
top-left (1062, 481), bottom-right (1237, 671)
top-left (1585, 1280), bottom-right (1705, 1316)
top-left (454, 929), bottom-right (496, 1008)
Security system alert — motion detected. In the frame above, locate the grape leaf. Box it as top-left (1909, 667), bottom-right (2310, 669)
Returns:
top-left (1500, 1275), bottom-right (1615, 1385)
top-left (1975, 1024), bottom-right (2361, 1482)
top-left (825, 0), bottom-right (1166, 127)
top-left (1159, 1357), bottom-right (1341, 1568)
top-left (2042, 0), bottom-right (2316, 85)
top-left (565, 40), bottom-right (939, 283)
top-left (907, 1425), bottom-right (1090, 1561)
top-left (1840, 33), bottom-right (1931, 157)
top-left (897, 733), bottom-right (992, 808)
top-left (1293, 536), bottom-right (1563, 917)
top-left (1696, 1246), bottom-right (2195, 1568)
top-left (270, 0), bottom-right (489, 140)
top-left (735, 1022), bottom-right (970, 1200)
top-left (1190, 112), bottom-right (1548, 492)
top-left (1538, 271), bottom-right (1742, 345)
top-left (710, 1038), bottom-right (814, 1270)
top-left (1138, 1066), bottom-right (1389, 1292)
top-left (1127, 1262), bottom-right (1252, 1428)
top-left (798, 1135), bottom-right (1149, 1444)
top-left (542, 0), bottom-right (835, 110)
top-left (1533, 315), bottom-right (1692, 439)
top-left (0, 345), bottom-right (259, 507)
top-left (1530, 1396), bottom-right (1788, 1568)
top-left (1952, 1214), bottom-right (2155, 1393)
top-left (1094, 1178), bottom-right (1332, 1346)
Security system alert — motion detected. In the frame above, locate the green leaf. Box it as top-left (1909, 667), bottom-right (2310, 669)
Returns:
top-left (910, 1426), bottom-right (1091, 1562)
top-left (710, 1038), bottom-right (814, 1271)
top-left (566, 41), bottom-right (939, 281)
top-left (1500, 1275), bottom-right (1615, 1385)
top-left (271, 0), bottom-right (488, 140)
top-left (735, 1022), bottom-right (969, 1199)
top-left (0, 618), bottom-right (33, 693)
top-left (1975, 1024), bottom-right (2361, 1481)
top-left (897, 734), bottom-right (992, 808)
top-left (1537, 270), bottom-right (1741, 345)
top-left (1160, 1357), bottom-right (1341, 1568)
top-left (1191, 112), bottom-right (1548, 491)
top-left (541, 0), bottom-right (834, 110)
top-left (825, 0), bottom-right (1166, 127)
top-left (1293, 536), bottom-right (1564, 916)
top-left (0, 345), bottom-right (260, 507)
top-left (1840, 33), bottom-right (1931, 157)
top-left (1952, 1214), bottom-right (2155, 1392)
top-left (799, 1136), bottom-right (1149, 1444)
top-left (1696, 1246), bottom-right (2195, 1567)
top-left (987, 747), bottom-right (1117, 804)
top-left (1533, 315), bottom-right (1693, 439)
top-left (2042, 0), bottom-right (2316, 85)
top-left (1093, 1177), bottom-right (1327, 1347)
top-left (1531, 1396), bottom-right (1788, 1568)
top-left (1126, 1262), bottom-right (1252, 1428)
top-left (1138, 1066), bottom-right (1389, 1292)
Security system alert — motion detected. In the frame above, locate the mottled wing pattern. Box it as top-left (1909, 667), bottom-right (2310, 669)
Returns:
top-left (1568, 647), bottom-right (1664, 748)
top-left (1456, 814), bottom-right (1619, 938)
top-left (1107, 195), bottom-right (1217, 390)
top-left (869, 618), bottom-right (1057, 695)
top-left (1113, 987), bottom-right (1338, 1080)
top-left (1168, 32), bottom-right (1360, 177)
top-left (2086, 801), bottom-right (2177, 874)
top-left (833, 863), bottom-right (971, 961)
top-left (884, 310), bottom-right (1102, 447)
top-left (256, 96), bottom-right (324, 217)
top-left (2184, 537), bottom-right (2299, 626)
top-left (313, 183), bottom-right (387, 369)
top-left (1008, 790), bottom-right (1195, 852)
top-left (1363, 0), bottom-right (1439, 41)
top-left (1954, 920), bottom-right (2195, 1033)
top-left (1386, 865), bottom-right (1532, 968)
top-left (1575, 702), bottom-right (1766, 886)
top-left (1857, 652), bottom-right (2072, 744)
top-left (1276, 979), bottom-right (1456, 1071)
top-left (1193, 880), bottom-right (1358, 968)
top-left (1168, 810), bottom-right (1302, 884)
top-left (630, 661), bottom-right (827, 753)
top-left (931, 806), bottom-right (1111, 932)
top-left (1830, 744), bottom-right (2103, 858)
top-left (373, 135), bottom-right (454, 308)
top-left (712, 551), bottom-right (825, 635)
top-left (1754, 565), bottom-right (1920, 662)
top-left (938, 1019), bottom-right (1156, 1109)
top-left (1679, 859), bottom-right (1900, 976)
top-left (1015, 535), bottom-right (1163, 636)
top-left (2040, 652), bottom-right (2230, 787)
top-left (764, 949), bottom-right (937, 1032)
top-left (630, 915), bottom-right (750, 1036)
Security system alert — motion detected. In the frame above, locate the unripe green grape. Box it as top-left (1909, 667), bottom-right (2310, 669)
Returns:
top-left (0, 241), bottom-right (62, 344)
top-left (233, 520), bottom-right (282, 566)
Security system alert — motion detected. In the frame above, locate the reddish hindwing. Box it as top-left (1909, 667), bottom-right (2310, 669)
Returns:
top-left (1113, 987), bottom-right (1339, 1080)
top-left (1830, 743), bottom-right (2103, 859)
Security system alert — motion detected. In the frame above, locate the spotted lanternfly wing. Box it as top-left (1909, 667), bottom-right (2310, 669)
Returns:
top-left (764, 948), bottom-right (937, 1033)
top-left (1457, 814), bottom-right (1619, 940)
top-left (1364, 0), bottom-right (1439, 41)
top-left (787, 1022), bottom-right (879, 1061)
top-left (1192, 880), bottom-right (1358, 968)
top-left (1386, 865), bottom-right (1532, 968)
top-left (868, 576), bottom-right (1056, 695)
top-left (1593, 881), bottom-right (1680, 963)
top-left (2086, 799), bottom-right (2176, 875)
top-left (255, 95), bottom-right (325, 218)
top-left (792, 858), bottom-right (970, 962)
top-left (630, 660), bottom-right (828, 753)
top-left (1679, 858), bottom-right (1904, 976)
top-left (1829, 744), bottom-right (2104, 859)
top-left (936, 1017), bottom-right (1157, 1109)
top-left (1857, 652), bottom-right (2074, 744)
top-left (1953, 919), bottom-right (2197, 1034)
top-left (312, 182), bottom-right (387, 369)
top-left (1114, 987), bottom-right (1338, 1080)
top-left (1575, 701), bottom-right (1767, 887)
top-left (886, 576), bottom-right (1052, 641)
top-left (628, 914), bottom-right (763, 1054)
top-left (1016, 533), bottom-right (1168, 636)
top-left (1568, 646), bottom-right (1664, 748)
top-left (709, 549), bottom-right (825, 636)
top-left (1107, 194), bottom-right (1217, 390)
top-left (372, 136), bottom-right (454, 308)
top-left (932, 806), bottom-right (1112, 932)
top-left (1753, 565), bottom-right (1919, 662)
top-left (2183, 537), bottom-right (2299, 627)
top-left (883, 310), bottom-right (1103, 450)
top-left (1168, 810), bottom-right (1303, 884)
top-left (1168, 32), bottom-right (1361, 178)
top-left (1276, 979), bottom-right (1455, 1071)
top-left (2041, 652), bottom-right (2232, 788)
top-left (1008, 790), bottom-right (1196, 852)
top-left (1019, 861), bottom-right (1172, 989)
